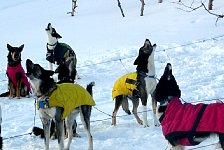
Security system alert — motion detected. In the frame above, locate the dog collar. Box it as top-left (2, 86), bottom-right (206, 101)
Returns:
top-left (138, 71), bottom-right (156, 78)
top-left (36, 96), bottom-right (50, 109)
top-left (47, 42), bottom-right (57, 47)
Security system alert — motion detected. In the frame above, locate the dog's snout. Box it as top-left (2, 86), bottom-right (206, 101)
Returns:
top-left (45, 23), bottom-right (52, 31)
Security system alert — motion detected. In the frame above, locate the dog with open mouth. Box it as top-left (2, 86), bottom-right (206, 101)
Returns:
top-left (26, 59), bottom-right (95, 150)
top-left (45, 23), bottom-right (77, 82)
top-left (111, 39), bottom-right (159, 127)
top-left (155, 63), bottom-right (224, 150)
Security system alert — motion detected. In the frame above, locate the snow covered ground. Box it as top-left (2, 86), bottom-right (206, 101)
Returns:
top-left (0, 0), bottom-right (224, 149)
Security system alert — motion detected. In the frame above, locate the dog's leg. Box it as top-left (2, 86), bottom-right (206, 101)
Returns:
top-left (80, 105), bottom-right (93, 150)
top-left (140, 89), bottom-right (149, 127)
top-left (41, 118), bottom-right (51, 150)
top-left (49, 62), bottom-right (53, 71)
top-left (8, 82), bottom-right (14, 98)
top-left (132, 97), bottom-right (143, 125)
top-left (64, 110), bottom-right (79, 150)
top-left (151, 90), bottom-right (160, 127)
top-left (112, 95), bottom-right (123, 126)
top-left (15, 72), bottom-right (22, 99)
top-left (219, 133), bottom-right (224, 149)
top-left (55, 108), bottom-right (64, 150)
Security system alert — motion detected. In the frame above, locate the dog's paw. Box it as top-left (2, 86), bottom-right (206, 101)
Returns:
top-left (143, 124), bottom-right (149, 128)
top-left (154, 120), bottom-right (160, 127)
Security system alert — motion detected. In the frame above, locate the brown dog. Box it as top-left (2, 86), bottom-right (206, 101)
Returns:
top-left (6, 44), bottom-right (31, 98)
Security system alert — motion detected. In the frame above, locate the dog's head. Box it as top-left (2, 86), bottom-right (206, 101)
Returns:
top-left (7, 44), bottom-right (24, 64)
top-left (45, 23), bottom-right (62, 42)
top-left (134, 39), bottom-right (157, 69)
top-left (26, 59), bottom-right (54, 96)
top-left (155, 63), bottom-right (181, 115)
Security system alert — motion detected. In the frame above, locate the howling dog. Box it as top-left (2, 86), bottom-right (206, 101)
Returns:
top-left (112, 39), bottom-right (160, 127)
top-left (45, 23), bottom-right (77, 82)
top-left (26, 59), bottom-right (95, 150)
top-left (5, 44), bottom-right (31, 98)
top-left (155, 63), bottom-right (224, 150)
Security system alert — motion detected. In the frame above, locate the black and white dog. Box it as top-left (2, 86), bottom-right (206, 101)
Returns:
top-left (112, 39), bottom-right (160, 127)
top-left (45, 23), bottom-right (77, 82)
top-left (26, 59), bottom-right (94, 150)
top-left (155, 63), bottom-right (224, 150)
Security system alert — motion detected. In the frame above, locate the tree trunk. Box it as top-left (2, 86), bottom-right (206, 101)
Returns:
top-left (208, 0), bottom-right (213, 10)
top-left (158, 0), bottom-right (163, 3)
top-left (117, 0), bottom-right (125, 17)
top-left (67, 0), bottom-right (78, 16)
top-left (140, 0), bottom-right (145, 16)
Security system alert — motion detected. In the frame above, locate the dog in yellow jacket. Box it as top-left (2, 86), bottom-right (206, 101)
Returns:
top-left (26, 59), bottom-right (94, 150)
top-left (112, 39), bottom-right (160, 127)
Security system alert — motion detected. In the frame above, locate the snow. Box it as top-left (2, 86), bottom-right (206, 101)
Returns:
top-left (0, 0), bottom-right (224, 149)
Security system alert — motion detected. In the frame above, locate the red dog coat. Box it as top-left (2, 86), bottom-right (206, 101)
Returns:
top-left (161, 97), bottom-right (224, 146)
top-left (7, 64), bottom-right (31, 92)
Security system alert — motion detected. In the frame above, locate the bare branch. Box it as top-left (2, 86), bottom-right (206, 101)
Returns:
top-left (176, 1), bottom-right (224, 25)
top-left (67, 0), bottom-right (78, 16)
top-left (117, 0), bottom-right (125, 17)
top-left (140, 0), bottom-right (145, 16)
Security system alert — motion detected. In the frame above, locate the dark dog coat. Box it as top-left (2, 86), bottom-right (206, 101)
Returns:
top-left (46, 42), bottom-right (76, 65)
top-left (6, 64), bottom-right (31, 92)
top-left (161, 97), bottom-right (224, 146)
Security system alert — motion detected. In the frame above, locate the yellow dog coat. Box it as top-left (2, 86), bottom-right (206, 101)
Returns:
top-left (49, 83), bottom-right (95, 119)
top-left (112, 72), bottom-right (137, 100)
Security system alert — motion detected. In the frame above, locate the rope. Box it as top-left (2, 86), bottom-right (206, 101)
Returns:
top-left (3, 132), bottom-right (32, 140)
top-left (119, 59), bottom-right (129, 73)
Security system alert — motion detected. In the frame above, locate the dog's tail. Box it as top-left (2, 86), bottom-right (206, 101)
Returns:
top-left (0, 91), bottom-right (9, 97)
top-left (86, 82), bottom-right (95, 96)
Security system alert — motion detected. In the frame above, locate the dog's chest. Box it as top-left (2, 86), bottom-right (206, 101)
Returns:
top-left (38, 108), bottom-right (56, 120)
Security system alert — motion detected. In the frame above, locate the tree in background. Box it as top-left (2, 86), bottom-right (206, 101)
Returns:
top-left (67, 0), bottom-right (78, 16)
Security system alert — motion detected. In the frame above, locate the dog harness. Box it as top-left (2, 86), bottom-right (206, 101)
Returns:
top-left (6, 63), bottom-right (31, 92)
top-left (161, 97), bottom-right (224, 146)
top-left (37, 83), bottom-right (95, 119)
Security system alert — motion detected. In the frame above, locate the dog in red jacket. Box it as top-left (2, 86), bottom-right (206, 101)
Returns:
top-left (6, 44), bottom-right (31, 98)
top-left (155, 63), bottom-right (224, 150)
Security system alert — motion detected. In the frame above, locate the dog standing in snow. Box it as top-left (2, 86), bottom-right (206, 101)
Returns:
top-left (112, 39), bottom-right (159, 127)
top-left (155, 63), bottom-right (224, 150)
top-left (45, 23), bottom-right (77, 82)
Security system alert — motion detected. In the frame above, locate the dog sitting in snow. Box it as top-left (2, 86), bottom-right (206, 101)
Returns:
top-left (26, 59), bottom-right (95, 150)
top-left (45, 23), bottom-right (77, 82)
top-left (155, 63), bottom-right (224, 150)
top-left (5, 44), bottom-right (31, 98)
top-left (111, 39), bottom-right (159, 127)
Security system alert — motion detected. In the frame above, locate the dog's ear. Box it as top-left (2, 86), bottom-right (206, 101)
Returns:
top-left (55, 32), bottom-right (62, 39)
top-left (18, 44), bottom-right (24, 52)
top-left (7, 44), bottom-right (13, 51)
top-left (52, 28), bottom-right (62, 39)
